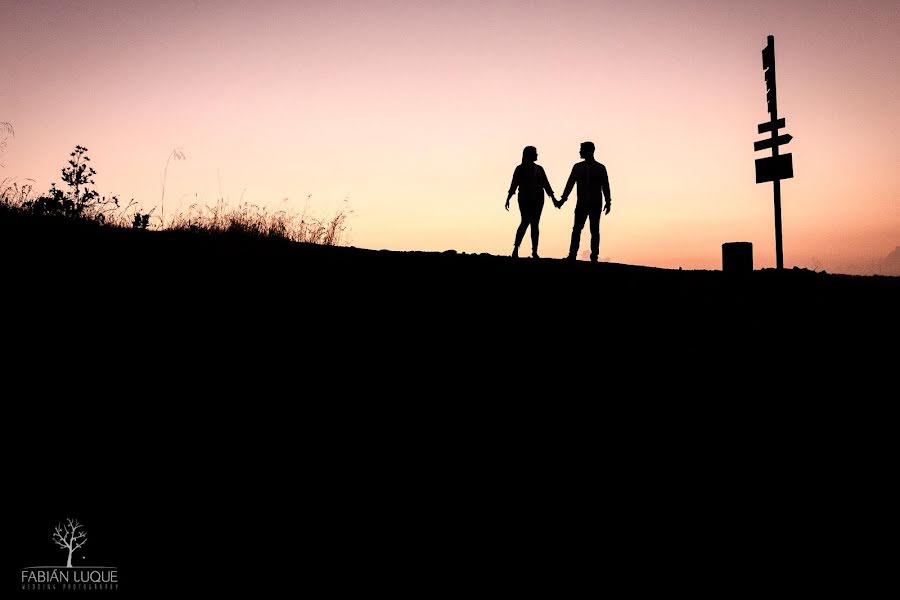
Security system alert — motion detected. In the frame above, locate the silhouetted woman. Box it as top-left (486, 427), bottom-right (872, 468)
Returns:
top-left (505, 146), bottom-right (557, 258)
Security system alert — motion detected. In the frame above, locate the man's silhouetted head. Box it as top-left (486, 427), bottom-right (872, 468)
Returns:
top-left (522, 146), bottom-right (538, 164)
top-left (579, 142), bottom-right (595, 160)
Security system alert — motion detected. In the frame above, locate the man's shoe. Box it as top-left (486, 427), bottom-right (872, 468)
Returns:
top-left (566, 254), bottom-right (577, 261)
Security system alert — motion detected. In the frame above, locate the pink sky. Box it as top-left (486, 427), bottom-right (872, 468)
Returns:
top-left (2, 0), bottom-right (898, 273)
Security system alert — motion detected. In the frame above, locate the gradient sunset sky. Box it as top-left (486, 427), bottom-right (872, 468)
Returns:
top-left (2, 0), bottom-right (897, 273)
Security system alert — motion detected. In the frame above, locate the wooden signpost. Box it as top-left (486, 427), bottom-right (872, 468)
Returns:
top-left (755, 35), bottom-right (794, 270)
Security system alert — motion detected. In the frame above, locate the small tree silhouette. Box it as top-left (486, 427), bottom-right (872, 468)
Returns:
top-left (52, 518), bottom-right (87, 568)
top-left (25, 146), bottom-right (119, 221)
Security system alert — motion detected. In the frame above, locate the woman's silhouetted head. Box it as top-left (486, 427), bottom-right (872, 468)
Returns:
top-left (522, 146), bottom-right (537, 164)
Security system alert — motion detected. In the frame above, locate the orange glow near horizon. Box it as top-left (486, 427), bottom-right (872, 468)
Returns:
top-left (1, 0), bottom-right (897, 274)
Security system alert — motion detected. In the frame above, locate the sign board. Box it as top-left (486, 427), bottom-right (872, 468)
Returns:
top-left (758, 118), bottom-right (786, 134)
top-left (754, 134), bottom-right (793, 152)
top-left (755, 153), bottom-right (793, 184)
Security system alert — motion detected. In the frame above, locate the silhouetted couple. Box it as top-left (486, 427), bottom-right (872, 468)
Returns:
top-left (505, 142), bottom-right (612, 261)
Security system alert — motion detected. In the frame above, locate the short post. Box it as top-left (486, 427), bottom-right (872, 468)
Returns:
top-left (722, 242), bottom-right (753, 273)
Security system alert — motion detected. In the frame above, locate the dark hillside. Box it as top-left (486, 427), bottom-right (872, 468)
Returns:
top-left (4, 209), bottom-right (895, 357)
top-left (3, 212), bottom-right (894, 595)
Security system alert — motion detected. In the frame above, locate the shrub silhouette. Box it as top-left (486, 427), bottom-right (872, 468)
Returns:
top-left (132, 212), bottom-right (151, 230)
top-left (24, 145), bottom-right (120, 222)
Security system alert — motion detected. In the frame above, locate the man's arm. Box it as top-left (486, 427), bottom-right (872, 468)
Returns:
top-left (601, 164), bottom-right (611, 214)
top-left (559, 165), bottom-right (577, 206)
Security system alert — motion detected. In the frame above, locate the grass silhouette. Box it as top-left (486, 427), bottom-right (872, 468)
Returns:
top-left (167, 200), bottom-right (349, 245)
top-left (0, 145), bottom-right (349, 245)
top-left (0, 121), bottom-right (14, 168)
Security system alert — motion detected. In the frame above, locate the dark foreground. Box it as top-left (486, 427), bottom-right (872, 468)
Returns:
top-left (3, 214), bottom-right (896, 594)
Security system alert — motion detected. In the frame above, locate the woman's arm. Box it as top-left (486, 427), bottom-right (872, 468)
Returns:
top-left (540, 166), bottom-right (557, 203)
top-left (506, 166), bottom-right (519, 210)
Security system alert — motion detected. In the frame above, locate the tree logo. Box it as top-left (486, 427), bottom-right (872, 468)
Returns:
top-left (20, 518), bottom-right (118, 592)
top-left (52, 519), bottom-right (88, 568)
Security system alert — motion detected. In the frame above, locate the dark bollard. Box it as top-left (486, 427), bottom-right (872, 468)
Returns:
top-left (722, 242), bottom-right (753, 273)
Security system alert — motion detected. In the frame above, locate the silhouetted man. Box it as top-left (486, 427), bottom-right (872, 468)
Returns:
top-left (556, 142), bottom-right (611, 262)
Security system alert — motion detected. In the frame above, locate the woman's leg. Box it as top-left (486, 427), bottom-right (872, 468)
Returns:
top-left (514, 208), bottom-right (530, 255)
top-left (530, 201), bottom-right (544, 257)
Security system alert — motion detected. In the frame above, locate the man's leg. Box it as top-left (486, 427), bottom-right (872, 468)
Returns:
top-left (568, 206), bottom-right (588, 259)
top-left (589, 205), bottom-right (601, 261)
